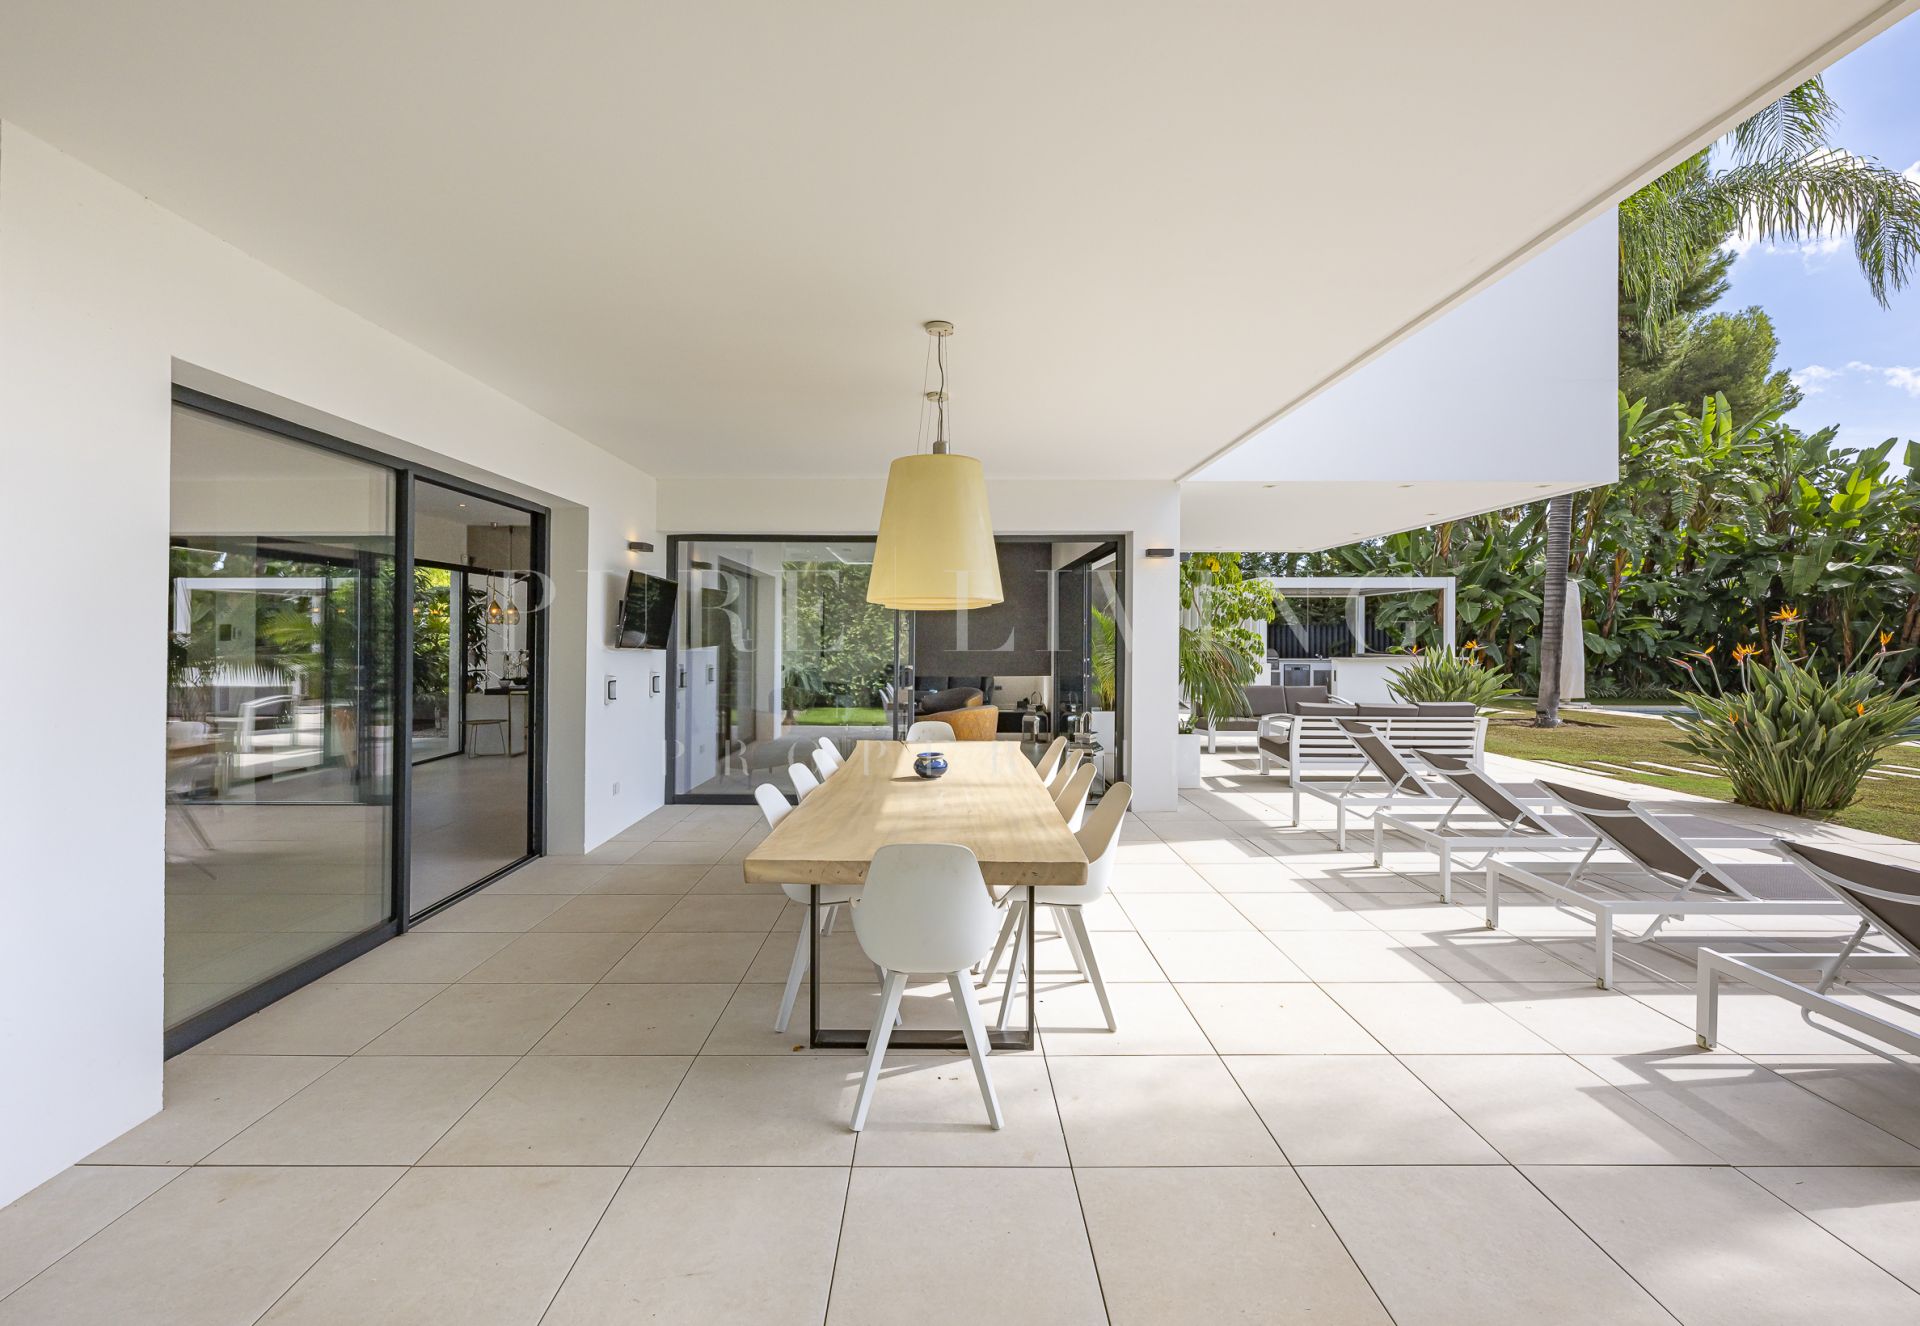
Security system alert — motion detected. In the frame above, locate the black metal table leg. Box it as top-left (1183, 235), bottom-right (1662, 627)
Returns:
top-left (806, 879), bottom-right (1038, 1052)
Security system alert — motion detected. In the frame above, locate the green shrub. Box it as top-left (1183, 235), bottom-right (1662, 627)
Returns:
top-left (1672, 651), bottom-right (1920, 817)
top-left (1384, 650), bottom-right (1519, 711)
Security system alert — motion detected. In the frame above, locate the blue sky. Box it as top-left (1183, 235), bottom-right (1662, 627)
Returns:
top-left (1712, 10), bottom-right (1920, 454)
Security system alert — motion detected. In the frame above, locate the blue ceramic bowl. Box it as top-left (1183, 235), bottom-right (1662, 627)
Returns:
top-left (912, 751), bottom-right (949, 780)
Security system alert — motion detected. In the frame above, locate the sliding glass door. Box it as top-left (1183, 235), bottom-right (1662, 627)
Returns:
top-left (167, 404), bottom-right (397, 1036)
top-left (166, 394), bottom-right (547, 1051)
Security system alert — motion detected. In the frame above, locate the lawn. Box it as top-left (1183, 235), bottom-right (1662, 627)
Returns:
top-left (790, 706), bottom-right (887, 726)
top-left (1484, 702), bottom-right (1920, 843)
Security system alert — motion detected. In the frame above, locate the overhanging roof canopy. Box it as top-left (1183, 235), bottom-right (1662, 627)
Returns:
top-left (0, 1), bottom-right (1911, 484)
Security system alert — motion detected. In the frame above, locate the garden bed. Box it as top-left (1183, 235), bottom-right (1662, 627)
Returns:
top-left (1484, 703), bottom-right (1920, 842)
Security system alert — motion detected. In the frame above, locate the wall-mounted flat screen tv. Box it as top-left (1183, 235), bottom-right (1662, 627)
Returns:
top-left (616, 570), bottom-right (678, 649)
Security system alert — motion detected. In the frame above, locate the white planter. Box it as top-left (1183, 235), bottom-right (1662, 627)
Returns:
top-left (1175, 731), bottom-right (1204, 788)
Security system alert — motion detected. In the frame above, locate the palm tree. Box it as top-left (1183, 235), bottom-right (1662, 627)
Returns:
top-left (1534, 492), bottom-right (1574, 727)
top-left (1621, 78), bottom-right (1920, 350)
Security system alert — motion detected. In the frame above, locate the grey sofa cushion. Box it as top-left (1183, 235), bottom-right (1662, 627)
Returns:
top-left (918, 686), bottom-right (984, 715)
top-left (1241, 685), bottom-right (1289, 717)
top-left (1354, 703), bottom-right (1419, 718)
top-left (1414, 701), bottom-right (1479, 717)
top-left (1280, 685), bottom-right (1331, 713)
top-left (1294, 701), bottom-right (1358, 717)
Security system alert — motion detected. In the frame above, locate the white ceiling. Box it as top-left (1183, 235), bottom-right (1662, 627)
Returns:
top-left (3, 1), bottom-right (1909, 481)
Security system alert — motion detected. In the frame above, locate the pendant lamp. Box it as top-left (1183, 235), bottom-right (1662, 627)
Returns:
top-left (867, 321), bottom-right (1003, 611)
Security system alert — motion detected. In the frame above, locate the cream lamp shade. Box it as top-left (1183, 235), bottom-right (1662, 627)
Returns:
top-left (867, 451), bottom-right (1004, 610)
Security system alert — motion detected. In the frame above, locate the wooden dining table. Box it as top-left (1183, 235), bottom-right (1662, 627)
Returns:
top-left (743, 740), bottom-right (1087, 1050)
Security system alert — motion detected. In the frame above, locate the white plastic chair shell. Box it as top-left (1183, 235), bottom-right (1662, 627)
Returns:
top-left (905, 720), bottom-right (956, 743)
top-left (788, 762), bottom-right (821, 801)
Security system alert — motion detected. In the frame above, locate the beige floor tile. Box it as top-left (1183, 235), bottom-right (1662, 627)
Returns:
top-left (639, 1056), bottom-right (861, 1165)
top-left (1224, 890), bottom-right (1375, 929)
top-left (1168, 835), bottom-right (1280, 866)
top-left (1138, 930), bottom-right (1306, 981)
top-left (699, 981), bottom-right (873, 1055)
top-left (1056, 929), bottom-right (1168, 981)
top-left (205, 1056), bottom-right (513, 1164)
top-left (1301, 1165), bottom-right (1674, 1326)
top-left (482, 862), bottom-right (609, 895)
top-left (422, 1055), bottom-right (691, 1165)
top-left (531, 982), bottom-right (733, 1055)
top-left (626, 839), bottom-right (732, 866)
top-left (360, 982), bottom-right (589, 1055)
top-left (412, 892), bottom-right (569, 932)
top-left (1383, 931), bottom-right (1590, 983)
top-left (587, 862), bottom-right (705, 894)
top-left (1037, 981), bottom-right (1214, 1054)
top-left (851, 1054), bottom-right (1067, 1166)
top-left (0, 1165), bottom-right (182, 1298)
top-left (1079, 893), bottom-right (1138, 931)
top-left (1077, 1167), bottom-right (1391, 1326)
top-left (828, 1167), bottom-right (1106, 1326)
top-left (1576, 1052), bottom-right (1920, 1164)
top-left (259, 1167), bottom-right (621, 1326)
top-left (1267, 930), bottom-right (1451, 982)
top-left (1194, 861), bottom-right (1315, 893)
top-left (320, 931), bottom-right (514, 983)
top-left (1744, 1165), bottom-right (1920, 1290)
top-left (1227, 1055), bottom-right (1500, 1164)
top-left (1526, 1164), bottom-right (1920, 1325)
top-left (190, 981), bottom-right (444, 1055)
top-left (542, 1167), bottom-right (846, 1326)
top-left (84, 1055), bottom-right (339, 1164)
top-left (0, 1166), bottom-right (401, 1326)
top-left (1402, 1054), bottom-right (1718, 1164)
top-left (744, 926), bottom-right (878, 982)
top-left (602, 930), bottom-right (765, 982)
top-left (1322, 983), bottom-right (1556, 1053)
top-left (460, 931), bottom-right (642, 982)
top-left (1115, 840), bottom-right (1182, 865)
top-left (1114, 892), bottom-right (1256, 931)
top-left (1048, 1055), bottom-right (1283, 1166)
top-left (1108, 861), bottom-right (1215, 893)
top-left (688, 862), bottom-right (764, 893)
top-left (1178, 983), bottom-right (1383, 1053)
top-left (1755, 1055), bottom-right (1920, 1147)
top-left (653, 893), bottom-right (788, 931)
top-left (529, 894), bottom-right (676, 933)
top-left (1464, 982), bottom-right (1696, 1054)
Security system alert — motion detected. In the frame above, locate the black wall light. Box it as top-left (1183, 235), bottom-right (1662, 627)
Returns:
top-left (1144, 547), bottom-right (1176, 558)
top-left (627, 540), bottom-right (654, 553)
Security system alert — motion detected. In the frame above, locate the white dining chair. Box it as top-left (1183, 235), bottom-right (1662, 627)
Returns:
top-left (755, 784), bottom-right (862, 1033)
top-left (789, 762), bottom-right (821, 801)
top-left (1045, 750), bottom-right (1084, 800)
top-left (905, 719), bottom-right (955, 743)
top-left (1054, 762), bottom-right (1096, 832)
top-left (813, 746), bottom-right (841, 779)
top-left (985, 783), bottom-right (1130, 1034)
top-left (816, 735), bottom-right (840, 759)
top-left (1034, 735), bottom-right (1068, 784)
top-left (850, 842), bottom-right (1003, 1131)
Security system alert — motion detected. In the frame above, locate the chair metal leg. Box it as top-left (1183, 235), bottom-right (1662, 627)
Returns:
top-left (774, 924), bottom-right (809, 1032)
top-left (1067, 908), bottom-right (1116, 1032)
top-left (851, 970), bottom-right (907, 1131)
top-left (1438, 846), bottom-right (1453, 904)
top-left (979, 898), bottom-right (1023, 987)
top-left (948, 973), bottom-right (1003, 1129)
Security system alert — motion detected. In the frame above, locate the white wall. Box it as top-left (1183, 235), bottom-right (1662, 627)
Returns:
top-left (658, 476), bottom-right (1181, 815)
top-left (0, 124), bottom-right (665, 1205)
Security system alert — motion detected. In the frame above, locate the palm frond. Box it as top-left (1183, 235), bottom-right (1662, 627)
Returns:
top-left (1727, 77), bottom-right (1838, 167)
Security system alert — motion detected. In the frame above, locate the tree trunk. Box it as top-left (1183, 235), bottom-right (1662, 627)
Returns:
top-left (1535, 492), bottom-right (1574, 728)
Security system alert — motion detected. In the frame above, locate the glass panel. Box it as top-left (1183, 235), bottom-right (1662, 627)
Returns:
top-left (673, 540), bottom-right (895, 797)
top-left (408, 481), bottom-right (539, 913)
top-left (167, 405), bottom-right (395, 1029)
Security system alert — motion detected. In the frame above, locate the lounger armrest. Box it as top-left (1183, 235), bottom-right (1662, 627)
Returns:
top-left (1257, 713), bottom-right (1290, 736)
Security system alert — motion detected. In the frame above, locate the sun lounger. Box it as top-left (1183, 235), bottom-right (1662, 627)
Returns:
top-left (1371, 750), bottom-right (1597, 902)
top-left (1484, 780), bottom-right (1853, 987)
top-left (1696, 839), bottom-right (1920, 1056)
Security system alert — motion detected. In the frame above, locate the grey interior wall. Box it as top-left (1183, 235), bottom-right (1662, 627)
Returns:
top-left (915, 541), bottom-right (1052, 681)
